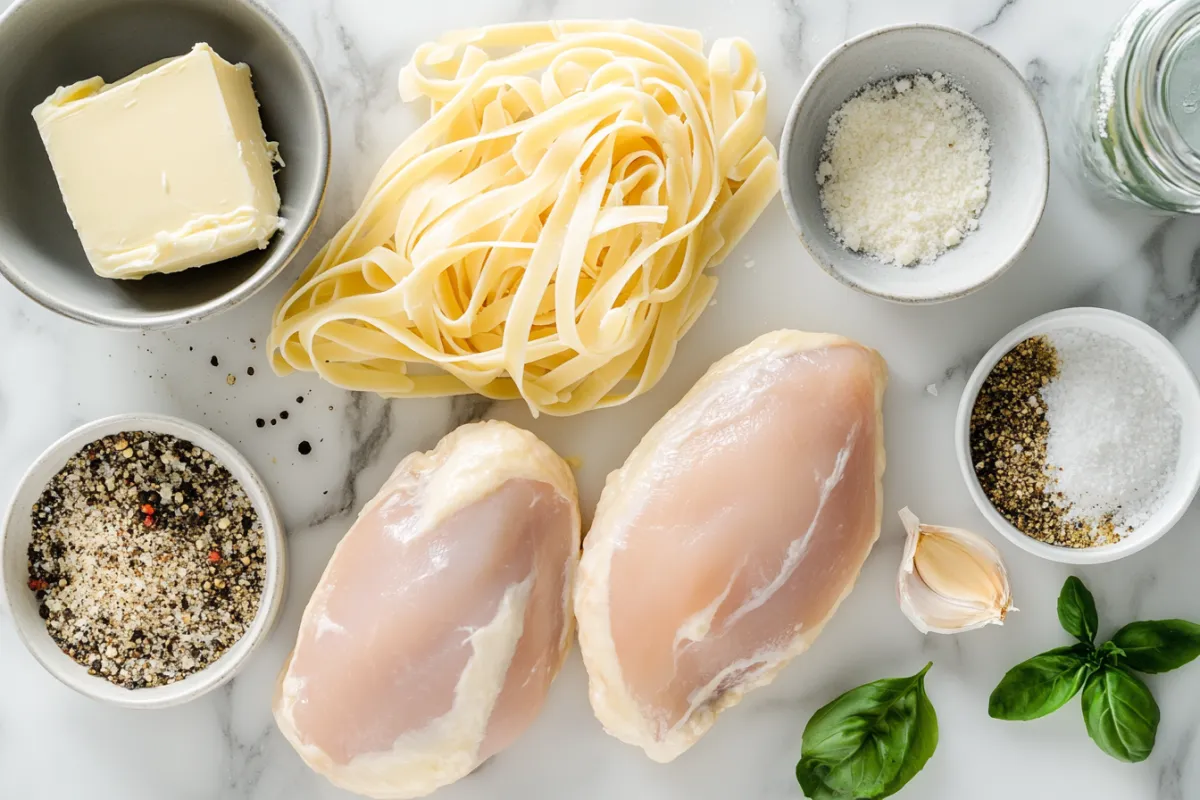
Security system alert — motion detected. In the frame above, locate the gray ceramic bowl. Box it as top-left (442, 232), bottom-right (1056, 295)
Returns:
top-left (780, 24), bottom-right (1049, 304)
top-left (0, 0), bottom-right (329, 329)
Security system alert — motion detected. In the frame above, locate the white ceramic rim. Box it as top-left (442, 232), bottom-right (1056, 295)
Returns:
top-left (778, 22), bottom-right (1050, 304)
top-left (0, 0), bottom-right (331, 330)
top-left (1, 413), bottom-right (287, 707)
top-left (955, 307), bottom-right (1200, 564)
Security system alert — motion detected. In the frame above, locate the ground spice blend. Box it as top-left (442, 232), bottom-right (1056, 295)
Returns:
top-left (969, 336), bottom-right (1119, 548)
top-left (27, 431), bottom-right (266, 688)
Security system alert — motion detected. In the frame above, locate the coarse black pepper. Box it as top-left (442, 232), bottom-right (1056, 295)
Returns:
top-left (247, 367), bottom-right (255, 376)
top-left (256, 418), bottom-right (265, 428)
top-left (280, 410), bottom-right (289, 420)
top-left (298, 441), bottom-right (312, 456)
top-left (27, 431), bottom-right (266, 689)
top-left (296, 396), bottom-right (304, 404)
top-left (970, 336), bottom-right (1118, 548)
top-left (210, 355), bottom-right (219, 367)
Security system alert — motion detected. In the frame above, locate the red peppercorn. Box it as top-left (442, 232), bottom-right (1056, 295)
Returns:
top-left (28, 579), bottom-right (48, 592)
top-left (142, 516), bottom-right (155, 527)
top-left (140, 504), bottom-right (155, 515)
top-left (208, 550), bottom-right (221, 563)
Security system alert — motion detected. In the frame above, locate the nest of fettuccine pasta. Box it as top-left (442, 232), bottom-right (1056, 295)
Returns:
top-left (269, 20), bottom-right (778, 416)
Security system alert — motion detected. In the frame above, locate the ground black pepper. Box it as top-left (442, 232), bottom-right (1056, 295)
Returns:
top-left (296, 396), bottom-right (304, 404)
top-left (247, 367), bottom-right (255, 376)
top-left (970, 336), bottom-right (1117, 548)
top-left (27, 431), bottom-right (266, 689)
top-left (210, 356), bottom-right (219, 367)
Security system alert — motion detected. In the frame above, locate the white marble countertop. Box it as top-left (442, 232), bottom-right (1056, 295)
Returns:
top-left (3, 0), bottom-right (1199, 798)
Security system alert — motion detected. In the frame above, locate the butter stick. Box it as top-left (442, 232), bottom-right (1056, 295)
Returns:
top-left (33, 43), bottom-right (283, 280)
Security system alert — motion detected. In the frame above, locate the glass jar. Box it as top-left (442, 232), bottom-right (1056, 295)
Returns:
top-left (1082, 0), bottom-right (1200, 211)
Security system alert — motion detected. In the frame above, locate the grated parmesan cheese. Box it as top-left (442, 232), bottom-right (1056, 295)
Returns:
top-left (817, 73), bottom-right (992, 266)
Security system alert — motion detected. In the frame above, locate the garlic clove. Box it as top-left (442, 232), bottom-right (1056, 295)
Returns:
top-left (897, 507), bottom-right (1015, 635)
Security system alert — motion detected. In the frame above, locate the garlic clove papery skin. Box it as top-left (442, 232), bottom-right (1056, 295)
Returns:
top-left (897, 508), bottom-right (1014, 635)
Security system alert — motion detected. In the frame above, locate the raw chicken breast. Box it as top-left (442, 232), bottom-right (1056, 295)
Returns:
top-left (575, 331), bottom-right (887, 762)
top-left (274, 421), bottom-right (580, 798)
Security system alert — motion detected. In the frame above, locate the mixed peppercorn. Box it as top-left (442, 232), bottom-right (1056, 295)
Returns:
top-left (27, 431), bottom-right (266, 689)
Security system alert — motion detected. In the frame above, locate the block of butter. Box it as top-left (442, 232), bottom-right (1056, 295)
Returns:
top-left (32, 43), bottom-right (282, 280)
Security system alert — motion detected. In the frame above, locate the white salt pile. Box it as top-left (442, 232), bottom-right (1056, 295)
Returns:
top-left (1041, 328), bottom-right (1181, 529)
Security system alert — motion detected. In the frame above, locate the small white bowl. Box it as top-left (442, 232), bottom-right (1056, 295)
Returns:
top-left (1, 414), bottom-right (286, 707)
top-left (956, 308), bottom-right (1200, 564)
top-left (779, 23), bottom-right (1049, 303)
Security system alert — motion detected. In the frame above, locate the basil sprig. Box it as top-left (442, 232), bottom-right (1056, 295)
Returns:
top-left (989, 576), bottom-right (1200, 763)
top-left (796, 663), bottom-right (937, 799)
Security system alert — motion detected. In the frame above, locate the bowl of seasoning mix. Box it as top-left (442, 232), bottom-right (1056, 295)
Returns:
top-left (1, 414), bottom-right (286, 707)
top-left (956, 307), bottom-right (1200, 564)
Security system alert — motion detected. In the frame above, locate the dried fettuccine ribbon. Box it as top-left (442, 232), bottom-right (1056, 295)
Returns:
top-left (268, 20), bottom-right (779, 416)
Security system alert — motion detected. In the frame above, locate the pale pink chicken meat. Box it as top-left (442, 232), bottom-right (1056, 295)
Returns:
top-left (575, 331), bottom-right (887, 762)
top-left (274, 421), bottom-right (580, 798)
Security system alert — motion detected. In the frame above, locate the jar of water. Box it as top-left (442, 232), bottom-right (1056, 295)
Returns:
top-left (1083, 0), bottom-right (1200, 211)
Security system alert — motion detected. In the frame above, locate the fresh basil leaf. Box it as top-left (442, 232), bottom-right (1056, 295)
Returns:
top-left (988, 644), bottom-right (1094, 720)
top-left (881, 671), bottom-right (938, 797)
top-left (796, 663), bottom-right (938, 800)
top-left (1111, 620), bottom-right (1200, 674)
top-left (1058, 576), bottom-right (1099, 644)
top-left (1081, 666), bottom-right (1159, 763)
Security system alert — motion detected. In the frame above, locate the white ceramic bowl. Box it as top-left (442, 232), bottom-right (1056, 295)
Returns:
top-left (956, 308), bottom-right (1200, 564)
top-left (1, 414), bottom-right (286, 707)
top-left (779, 24), bottom-right (1049, 303)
